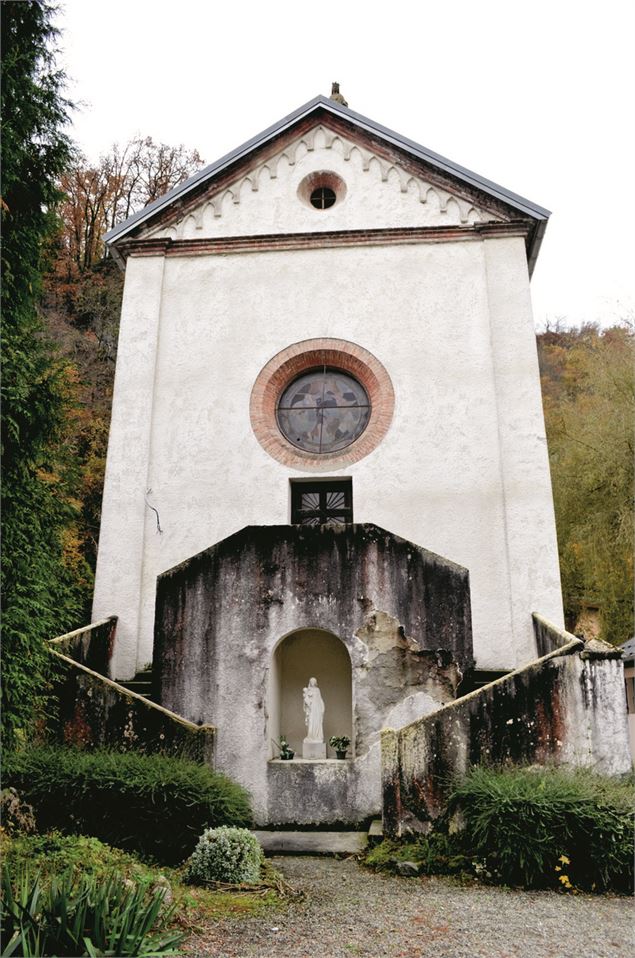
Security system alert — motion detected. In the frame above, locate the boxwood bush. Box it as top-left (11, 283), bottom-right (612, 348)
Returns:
top-left (448, 766), bottom-right (634, 892)
top-left (4, 747), bottom-right (252, 864)
top-left (186, 826), bottom-right (262, 884)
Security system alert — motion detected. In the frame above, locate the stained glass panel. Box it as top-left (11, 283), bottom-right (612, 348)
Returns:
top-left (277, 367), bottom-right (370, 453)
top-left (276, 408), bottom-right (322, 453)
top-left (320, 407), bottom-right (370, 452)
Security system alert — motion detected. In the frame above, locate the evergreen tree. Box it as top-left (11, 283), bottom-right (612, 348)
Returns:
top-left (1, 1), bottom-right (89, 747)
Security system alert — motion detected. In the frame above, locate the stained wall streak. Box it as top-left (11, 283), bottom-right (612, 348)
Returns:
top-left (49, 617), bottom-right (118, 676)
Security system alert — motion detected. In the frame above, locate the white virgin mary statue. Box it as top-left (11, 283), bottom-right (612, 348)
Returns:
top-left (303, 677), bottom-right (325, 743)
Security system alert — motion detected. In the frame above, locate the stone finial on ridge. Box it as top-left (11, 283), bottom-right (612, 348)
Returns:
top-left (330, 82), bottom-right (348, 107)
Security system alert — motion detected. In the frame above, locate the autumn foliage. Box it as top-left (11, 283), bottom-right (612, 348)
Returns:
top-left (42, 137), bottom-right (203, 574)
top-left (537, 321), bottom-right (634, 644)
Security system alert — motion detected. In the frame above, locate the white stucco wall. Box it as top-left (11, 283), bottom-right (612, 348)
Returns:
top-left (624, 662), bottom-right (635, 763)
top-left (93, 230), bottom-right (563, 679)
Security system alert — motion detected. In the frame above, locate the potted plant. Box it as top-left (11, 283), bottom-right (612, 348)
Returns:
top-left (329, 735), bottom-right (351, 759)
top-left (272, 736), bottom-right (295, 760)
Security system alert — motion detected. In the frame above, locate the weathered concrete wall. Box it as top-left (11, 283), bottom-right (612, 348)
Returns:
top-left (49, 618), bottom-right (117, 677)
top-left (266, 757), bottom-right (378, 826)
top-left (623, 659), bottom-right (635, 763)
top-left (382, 623), bottom-right (632, 837)
top-left (154, 523), bottom-right (471, 824)
top-left (48, 632), bottom-right (215, 766)
top-left (532, 611), bottom-right (574, 657)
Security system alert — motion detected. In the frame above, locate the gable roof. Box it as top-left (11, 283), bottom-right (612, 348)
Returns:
top-left (105, 95), bottom-right (550, 273)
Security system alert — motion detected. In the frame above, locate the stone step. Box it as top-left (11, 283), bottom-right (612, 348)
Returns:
top-left (253, 830), bottom-right (368, 855)
top-left (458, 669), bottom-right (510, 695)
top-left (117, 667), bottom-right (154, 700)
top-left (367, 818), bottom-right (383, 847)
top-left (120, 680), bottom-right (152, 697)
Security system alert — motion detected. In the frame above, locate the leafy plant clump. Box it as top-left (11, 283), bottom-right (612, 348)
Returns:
top-left (448, 765), bottom-right (635, 892)
top-left (365, 831), bottom-right (469, 877)
top-left (2, 830), bottom-right (283, 933)
top-left (186, 827), bottom-right (262, 885)
top-left (4, 747), bottom-right (252, 864)
top-left (272, 736), bottom-right (295, 759)
top-left (1, 864), bottom-right (184, 957)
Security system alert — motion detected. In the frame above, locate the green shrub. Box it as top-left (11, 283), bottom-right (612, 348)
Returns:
top-left (448, 766), bottom-right (635, 892)
top-left (2, 832), bottom-right (154, 888)
top-left (186, 827), bottom-right (262, 885)
top-left (4, 747), bottom-right (252, 864)
top-left (1, 864), bottom-right (184, 957)
top-left (365, 832), bottom-right (469, 877)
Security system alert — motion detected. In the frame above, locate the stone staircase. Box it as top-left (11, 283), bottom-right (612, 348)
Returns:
top-left (118, 666), bottom-right (153, 701)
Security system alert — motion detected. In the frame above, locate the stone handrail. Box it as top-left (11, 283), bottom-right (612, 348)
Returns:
top-left (49, 617), bottom-right (118, 676)
top-left (48, 622), bottom-right (216, 766)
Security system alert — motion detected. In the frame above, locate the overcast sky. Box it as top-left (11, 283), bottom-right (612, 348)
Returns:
top-left (57, 0), bottom-right (634, 330)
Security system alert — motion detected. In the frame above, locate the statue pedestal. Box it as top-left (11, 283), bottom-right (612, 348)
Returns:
top-left (303, 739), bottom-right (326, 759)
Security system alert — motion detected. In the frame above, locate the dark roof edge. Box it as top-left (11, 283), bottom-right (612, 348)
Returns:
top-left (105, 94), bottom-right (551, 268)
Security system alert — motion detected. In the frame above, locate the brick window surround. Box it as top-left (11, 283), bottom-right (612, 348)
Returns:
top-left (250, 338), bottom-right (395, 469)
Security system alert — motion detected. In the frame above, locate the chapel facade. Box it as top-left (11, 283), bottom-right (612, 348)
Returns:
top-left (93, 90), bottom-right (566, 823)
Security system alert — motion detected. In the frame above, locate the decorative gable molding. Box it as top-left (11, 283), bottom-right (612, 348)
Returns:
top-left (106, 95), bottom-right (548, 273)
top-left (145, 124), bottom-right (503, 243)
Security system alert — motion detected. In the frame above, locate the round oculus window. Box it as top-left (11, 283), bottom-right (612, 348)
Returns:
top-left (276, 367), bottom-right (371, 454)
top-left (310, 186), bottom-right (336, 209)
top-left (297, 171), bottom-right (346, 210)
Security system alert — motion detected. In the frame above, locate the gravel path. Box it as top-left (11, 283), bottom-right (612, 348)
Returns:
top-left (184, 856), bottom-right (634, 958)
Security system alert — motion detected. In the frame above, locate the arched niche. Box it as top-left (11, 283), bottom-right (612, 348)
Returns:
top-left (269, 628), bottom-right (353, 759)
